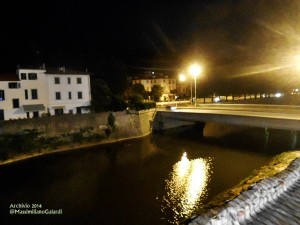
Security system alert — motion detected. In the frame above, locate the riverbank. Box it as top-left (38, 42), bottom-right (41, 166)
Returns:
top-left (184, 150), bottom-right (300, 224)
top-left (0, 109), bottom-right (156, 166)
top-left (0, 131), bottom-right (152, 166)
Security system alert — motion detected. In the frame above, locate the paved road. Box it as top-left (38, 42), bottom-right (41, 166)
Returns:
top-left (156, 104), bottom-right (300, 131)
top-left (162, 104), bottom-right (300, 120)
top-left (245, 179), bottom-right (300, 225)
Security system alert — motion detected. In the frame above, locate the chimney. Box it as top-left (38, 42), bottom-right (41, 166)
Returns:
top-left (59, 66), bottom-right (66, 73)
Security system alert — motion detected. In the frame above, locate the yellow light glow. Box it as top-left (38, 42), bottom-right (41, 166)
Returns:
top-left (179, 73), bottom-right (186, 82)
top-left (188, 64), bottom-right (202, 77)
top-left (161, 152), bottom-right (211, 224)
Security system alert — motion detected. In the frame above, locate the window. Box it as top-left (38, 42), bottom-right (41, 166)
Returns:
top-left (55, 92), bottom-right (61, 100)
top-left (0, 90), bottom-right (5, 101)
top-left (8, 82), bottom-right (20, 89)
top-left (31, 89), bottom-right (38, 99)
top-left (25, 90), bottom-right (28, 100)
top-left (78, 92), bottom-right (83, 99)
top-left (54, 77), bottom-right (60, 84)
top-left (55, 109), bottom-right (64, 115)
top-left (0, 109), bottom-right (3, 120)
top-left (77, 77), bottom-right (82, 84)
top-left (76, 107), bottom-right (82, 114)
top-left (28, 73), bottom-right (37, 80)
top-left (21, 73), bottom-right (27, 80)
top-left (12, 99), bottom-right (19, 108)
top-left (33, 111), bottom-right (39, 118)
top-left (68, 77), bottom-right (71, 84)
top-left (68, 92), bottom-right (72, 99)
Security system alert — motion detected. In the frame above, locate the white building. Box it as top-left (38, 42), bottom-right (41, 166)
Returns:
top-left (131, 72), bottom-right (177, 101)
top-left (17, 68), bottom-right (48, 118)
top-left (44, 67), bottom-right (91, 115)
top-left (0, 74), bottom-right (24, 120)
top-left (0, 66), bottom-right (91, 120)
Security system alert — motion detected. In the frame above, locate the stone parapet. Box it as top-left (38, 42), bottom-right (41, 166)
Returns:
top-left (187, 158), bottom-right (300, 225)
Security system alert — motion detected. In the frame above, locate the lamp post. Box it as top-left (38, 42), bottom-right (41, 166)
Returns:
top-left (188, 64), bottom-right (202, 107)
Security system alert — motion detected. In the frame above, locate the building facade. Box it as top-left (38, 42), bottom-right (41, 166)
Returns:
top-left (0, 67), bottom-right (91, 120)
top-left (45, 67), bottom-right (91, 115)
top-left (131, 72), bottom-right (177, 101)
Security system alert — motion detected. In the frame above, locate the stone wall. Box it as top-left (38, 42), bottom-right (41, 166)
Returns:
top-left (187, 158), bottom-right (300, 225)
top-left (0, 109), bottom-right (156, 139)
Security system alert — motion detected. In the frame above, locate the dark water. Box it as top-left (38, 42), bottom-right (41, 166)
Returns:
top-left (0, 126), bottom-right (284, 225)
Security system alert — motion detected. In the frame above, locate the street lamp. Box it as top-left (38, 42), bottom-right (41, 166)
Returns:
top-left (179, 73), bottom-right (193, 105)
top-left (188, 64), bottom-right (202, 107)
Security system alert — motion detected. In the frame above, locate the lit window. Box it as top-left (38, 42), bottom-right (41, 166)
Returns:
top-left (0, 90), bottom-right (5, 101)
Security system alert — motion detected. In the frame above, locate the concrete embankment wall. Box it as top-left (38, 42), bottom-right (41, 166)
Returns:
top-left (0, 109), bottom-right (156, 139)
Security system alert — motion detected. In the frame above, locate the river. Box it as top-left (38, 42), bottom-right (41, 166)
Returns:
top-left (0, 126), bottom-right (285, 225)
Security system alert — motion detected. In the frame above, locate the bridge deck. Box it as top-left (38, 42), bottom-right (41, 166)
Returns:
top-left (156, 104), bottom-right (300, 131)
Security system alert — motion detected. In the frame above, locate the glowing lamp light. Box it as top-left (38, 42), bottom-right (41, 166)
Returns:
top-left (188, 64), bottom-right (202, 78)
top-left (179, 74), bottom-right (186, 82)
top-left (214, 97), bottom-right (220, 102)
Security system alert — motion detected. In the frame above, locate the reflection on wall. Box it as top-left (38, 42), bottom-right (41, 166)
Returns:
top-left (161, 152), bottom-right (212, 224)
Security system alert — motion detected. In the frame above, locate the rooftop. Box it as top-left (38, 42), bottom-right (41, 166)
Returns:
top-left (45, 67), bottom-right (90, 75)
top-left (0, 73), bottom-right (20, 81)
top-left (17, 66), bottom-right (90, 75)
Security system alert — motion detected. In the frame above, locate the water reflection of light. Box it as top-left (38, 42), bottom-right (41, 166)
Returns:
top-left (161, 152), bottom-right (212, 224)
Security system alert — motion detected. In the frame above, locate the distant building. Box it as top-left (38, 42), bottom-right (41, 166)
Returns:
top-left (131, 71), bottom-right (177, 101)
top-left (0, 66), bottom-right (91, 120)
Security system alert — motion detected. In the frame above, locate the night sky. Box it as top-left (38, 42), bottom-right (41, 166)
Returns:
top-left (1, 0), bottom-right (300, 92)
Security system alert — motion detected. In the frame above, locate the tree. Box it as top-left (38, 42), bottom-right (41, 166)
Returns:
top-left (91, 78), bottom-right (127, 112)
top-left (90, 79), bottom-right (112, 112)
top-left (151, 85), bottom-right (164, 102)
top-left (129, 83), bottom-right (146, 96)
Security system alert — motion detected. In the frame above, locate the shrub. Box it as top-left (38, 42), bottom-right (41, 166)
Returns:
top-left (107, 113), bottom-right (116, 131)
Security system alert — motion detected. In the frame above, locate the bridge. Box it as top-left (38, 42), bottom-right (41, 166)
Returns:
top-left (153, 104), bottom-right (300, 148)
